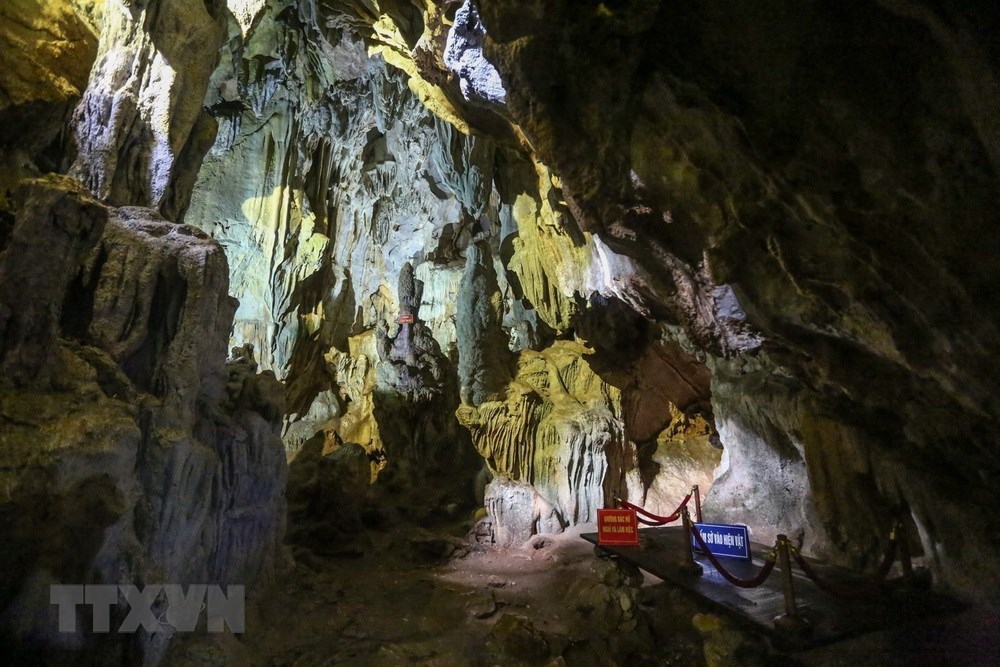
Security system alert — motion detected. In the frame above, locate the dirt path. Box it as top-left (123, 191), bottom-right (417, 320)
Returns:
top-left (164, 520), bottom-right (994, 666)
top-left (164, 523), bottom-right (718, 666)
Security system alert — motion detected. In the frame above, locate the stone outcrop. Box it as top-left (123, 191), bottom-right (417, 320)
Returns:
top-left (0, 0), bottom-right (98, 164)
top-left (71, 0), bottom-right (227, 210)
top-left (456, 241), bottom-right (511, 406)
top-left (375, 262), bottom-right (446, 407)
top-left (72, 209), bottom-right (233, 406)
top-left (635, 405), bottom-right (720, 520)
top-left (470, 0), bottom-right (1000, 593)
top-left (484, 477), bottom-right (562, 547)
top-left (76, 207), bottom-right (287, 589)
top-left (0, 176), bottom-right (107, 385)
top-left (444, 0), bottom-right (507, 110)
top-left (0, 180), bottom-right (286, 662)
top-left (4, 0), bottom-right (996, 636)
top-left (374, 261), bottom-right (472, 480)
top-left (456, 318), bottom-right (716, 542)
top-left (459, 341), bottom-right (632, 535)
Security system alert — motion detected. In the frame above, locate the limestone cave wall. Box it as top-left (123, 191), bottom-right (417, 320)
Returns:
top-left (475, 0), bottom-right (1000, 592)
top-left (0, 9), bottom-right (997, 664)
top-left (0, 178), bottom-right (286, 662)
top-left (0, 3), bottom-right (287, 660)
top-left (172, 0), bottom-right (706, 526)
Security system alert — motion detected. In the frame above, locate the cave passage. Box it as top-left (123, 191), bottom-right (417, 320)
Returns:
top-left (0, 0), bottom-right (998, 665)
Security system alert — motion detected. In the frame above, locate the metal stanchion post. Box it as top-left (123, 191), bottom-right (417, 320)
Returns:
top-left (895, 523), bottom-right (913, 581)
top-left (679, 507), bottom-right (703, 576)
top-left (894, 520), bottom-right (932, 589)
top-left (692, 485), bottom-right (703, 523)
top-left (773, 534), bottom-right (810, 635)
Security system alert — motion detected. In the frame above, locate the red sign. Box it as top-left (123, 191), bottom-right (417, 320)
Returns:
top-left (597, 509), bottom-right (639, 546)
top-left (397, 314), bottom-right (414, 324)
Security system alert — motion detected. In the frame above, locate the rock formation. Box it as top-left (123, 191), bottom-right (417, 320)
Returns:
top-left (0, 179), bottom-right (286, 662)
top-left (474, 0), bottom-right (1000, 592)
top-left (460, 340), bottom-right (634, 538)
top-left (1, 9), bottom-right (998, 664)
top-left (456, 241), bottom-right (511, 406)
top-left (71, 0), bottom-right (227, 211)
top-left (0, 0), bottom-right (98, 169)
top-left (374, 261), bottom-right (470, 480)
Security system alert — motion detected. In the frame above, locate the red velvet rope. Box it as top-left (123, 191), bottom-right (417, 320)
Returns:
top-left (792, 538), bottom-right (898, 599)
top-left (618, 493), bottom-right (692, 525)
top-left (690, 524), bottom-right (777, 588)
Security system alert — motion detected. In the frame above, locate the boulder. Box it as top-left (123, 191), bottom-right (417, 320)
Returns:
top-left (489, 613), bottom-right (550, 663)
top-left (0, 194), bottom-right (286, 662)
top-left (485, 477), bottom-right (563, 547)
top-left (0, 176), bottom-right (107, 386)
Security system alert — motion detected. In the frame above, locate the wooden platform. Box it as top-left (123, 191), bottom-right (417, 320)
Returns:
top-left (581, 526), bottom-right (962, 650)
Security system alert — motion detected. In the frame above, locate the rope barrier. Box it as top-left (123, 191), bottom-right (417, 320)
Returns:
top-left (791, 536), bottom-right (898, 599)
top-left (637, 515), bottom-right (666, 526)
top-left (615, 493), bottom-right (692, 525)
top-left (690, 523), bottom-right (777, 588)
top-left (609, 491), bottom-right (905, 602)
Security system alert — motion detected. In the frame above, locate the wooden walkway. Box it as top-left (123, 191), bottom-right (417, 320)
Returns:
top-left (581, 526), bottom-right (962, 650)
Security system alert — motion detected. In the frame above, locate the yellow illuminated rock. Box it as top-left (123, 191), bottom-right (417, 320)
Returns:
top-left (0, 0), bottom-right (97, 109)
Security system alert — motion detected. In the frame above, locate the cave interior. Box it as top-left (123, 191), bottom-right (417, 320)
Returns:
top-left (0, 0), bottom-right (998, 664)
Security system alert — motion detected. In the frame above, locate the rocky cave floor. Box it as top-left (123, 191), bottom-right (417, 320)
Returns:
top-left (162, 514), bottom-right (998, 667)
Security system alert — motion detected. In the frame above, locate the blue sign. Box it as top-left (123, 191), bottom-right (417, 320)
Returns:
top-left (692, 522), bottom-right (751, 560)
